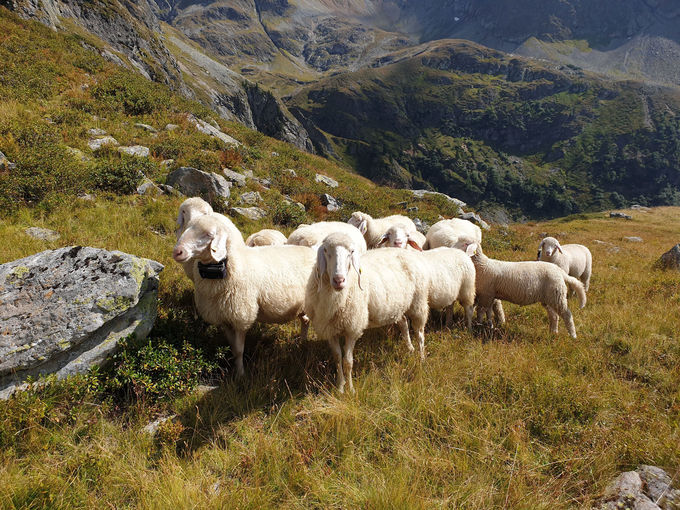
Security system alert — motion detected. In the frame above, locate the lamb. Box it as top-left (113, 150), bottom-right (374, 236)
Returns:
top-left (175, 197), bottom-right (214, 280)
top-left (537, 237), bottom-right (592, 291)
top-left (377, 224), bottom-right (427, 250)
top-left (305, 232), bottom-right (430, 393)
top-left (423, 218), bottom-right (482, 250)
top-left (173, 213), bottom-right (316, 376)
top-left (287, 221), bottom-right (367, 252)
top-left (462, 239), bottom-right (586, 338)
top-left (348, 211), bottom-right (417, 249)
top-left (246, 228), bottom-right (287, 247)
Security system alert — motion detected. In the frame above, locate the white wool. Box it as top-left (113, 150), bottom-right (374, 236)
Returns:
top-left (174, 213), bottom-right (316, 376)
top-left (424, 218), bottom-right (482, 250)
top-left (348, 211), bottom-right (417, 249)
top-left (538, 237), bottom-right (593, 291)
top-left (378, 224), bottom-right (426, 250)
top-left (305, 232), bottom-right (429, 393)
top-left (287, 221), bottom-right (367, 252)
top-left (246, 228), bottom-right (287, 247)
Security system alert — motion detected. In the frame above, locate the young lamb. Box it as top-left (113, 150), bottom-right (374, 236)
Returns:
top-left (537, 237), bottom-right (592, 291)
top-left (246, 228), bottom-right (287, 247)
top-left (423, 218), bottom-right (482, 250)
top-left (462, 240), bottom-right (586, 338)
top-left (175, 197), bottom-right (214, 280)
top-left (377, 224), bottom-right (427, 250)
top-left (173, 213), bottom-right (316, 376)
top-left (287, 221), bottom-right (367, 252)
top-left (348, 211), bottom-right (417, 249)
top-left (305, 232), bottom-right (430, 393)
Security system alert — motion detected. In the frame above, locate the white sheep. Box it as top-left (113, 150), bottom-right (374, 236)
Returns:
top-left (173, 213), bottom-right (316, 376)
top-left (175, 197), bottom-right (214, 280)
top-left (348, 211), bottom-right (417, 249)
top-left (537, 236), bottom-right (592, 291)
top-left (377, 224), bottom-right (427, 250)
top-left (287, 221), bottom-right (367, 252)
top-left (305, 232), bottom-right (430, 393)
top-left (246, 228), bottom-right (287, 247)
top-left (423, 218), bottom-right (482, 250)
top-left (462, 240), bottom-right (586, 338)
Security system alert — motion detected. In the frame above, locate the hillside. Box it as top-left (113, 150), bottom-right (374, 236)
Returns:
top-left (287, 40), bottom-right (680, 219)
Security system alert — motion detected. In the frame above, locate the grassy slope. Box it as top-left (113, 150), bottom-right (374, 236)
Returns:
top-left (1, 8), bottom-right (680, 509)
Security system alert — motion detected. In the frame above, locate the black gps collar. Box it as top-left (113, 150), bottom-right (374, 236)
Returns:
top-left (197, 258), bottom-right (227, 279)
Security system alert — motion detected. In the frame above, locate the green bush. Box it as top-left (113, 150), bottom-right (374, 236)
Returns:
top-left (107, 337), bottom-right (215, 403)
top-left (91, 71), bottom-right (166, 115)
top-left (183, 150), bottom-right (221, 173)
top-left (272, 200), bottom-right (307, 227)
top-left (93, 156), bottom-right (155, 194)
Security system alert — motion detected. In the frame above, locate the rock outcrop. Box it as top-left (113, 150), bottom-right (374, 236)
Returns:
top-left (596, 465), bottom-right (680, 510)
top-left (0, 246), bottom-right (163, 398)
top-left (166, 167), bottom-right (231, 204)
top-left (655, 244), bottom-right (680, 270)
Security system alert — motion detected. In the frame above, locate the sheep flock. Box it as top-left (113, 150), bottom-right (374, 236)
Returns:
top-left (173, 199), bottom-right (592, 393)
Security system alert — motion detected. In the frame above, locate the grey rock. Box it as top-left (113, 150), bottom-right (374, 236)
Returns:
top-left (0, 246), bottom-right (163, 398)
top-left (594, 240), bottom-right (621, 253)
top-left (631, 204), bottom-right (651, 212)
top-left (624, 236), bottom-right (643, 242)
top-left (77, 193), bottom-right (95, 201)
top-left (118, 145), bottom-right (150, 158)
top-left (0, 151), bottom-right (16, 171)
top-left (407, 206), bottom-right (418, 213)
top-left (603, 471), bottom-right (643, 501)
top-left (223, 168), bottom-right (247, 187)
top-left (637, 465), bottom-right (673, 503)
top-left (165, 124), bottom-right (180, 131)
top-left (166, 167), bottom-right (231, 203)
top-left (271, 151), bottom-right (279, 157)
top-left (240, 191), bottom-right (262, 205)
top-left (596, 466), bottom-right (680, 510)
top-left (24, 227), bottom-right (60, 242)
top-left (409, 189), bottom-right (466, 208)
top-left (656, 244), bottom-right (680, 270)
top-left (137, 178), bottom-right (161, 195)
top-left (283, 168), bottom-right (297, 177)
top-left (186, 113), bottom-right (241, 146)
top-left (610, 212), bottom-right (633, 220)
top-left (229, 207), bottom-right (266, 221)
top-left (413, 218), bottom-right (429, 235)
top-left (243, 170), bottom-right (254, 179)
top-left (65, 146), bottom-right (90, 162)
top-left (142, 414), bottom-right (177, 435)
top-left (320, 193), bottom-right (341, 211)
top-left (87, 136), bottom-right (119, 151)
top-left (160, 159), bottom-right (174, 168)
top-left (458, 212), bottom-right (490, 231)
top-left (315, 173), bottom-right (338, 188)
top-left (254, 177), bottom-right (272, 188)
top-left (87, 128), bottom-right (107, 136)
top-left (134, 123), bottom-right (157, 133)
top-left (394, 201), bottom-right (408, 208)
top-left (283, 196), bottom-right (306, 211)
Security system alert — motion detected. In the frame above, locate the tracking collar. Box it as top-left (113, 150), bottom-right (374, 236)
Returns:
top-left (197, 258), bottom-right (227, 279)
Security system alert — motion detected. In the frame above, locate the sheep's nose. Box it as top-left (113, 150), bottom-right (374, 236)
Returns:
top-left (332, 275), bottom-right (345, 288)
top-left (173, 246), bottom-right (185, 261)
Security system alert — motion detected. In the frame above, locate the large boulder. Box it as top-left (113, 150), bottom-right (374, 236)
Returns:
top-left (166, 167), bottom-right (231, 203)
top-left (409, 189), bottom-right (466, 208)
top-left (0, 246), bottom-right (163, 398)
top-left (656, 244), bottom-right (680, 270)
top-left (596, 465), bottom-right (680, 510)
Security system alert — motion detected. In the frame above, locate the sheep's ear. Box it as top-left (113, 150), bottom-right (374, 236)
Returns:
top-left (176, 209), bottom-right (185, 229)
top-left (316, 246), bottom-right (326, 292)
top-left (465, 242), bottom-right (478, 257)
top-left (210, 229), bottom-right (227, 261)
top-left (358, 219), bottom-right (368, 235)
top-left (377, 234), bottom-right (388, 247)
top-left (556, 242), bottom-right (563, 254)
top-left (351, 250), bottom-right (363, 290)
top-left (536, 249), bottom-right (541, 260)
top-left (407, 238), bottom-right (423, 251)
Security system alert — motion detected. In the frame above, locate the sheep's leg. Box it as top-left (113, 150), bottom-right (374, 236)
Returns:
top-left (410, 317), bottom-right (427, 360)
top-left (493, 299), bottom-right (506, 325)
top-left (299, 313), bottom-right (310, 341)
top-left (328, 336), bottom-right (345, 393)
top-left (583, 273), bottom-right (591, 293)
top-left (463, 303), bottom-right (474, 330)
top-left (545, 305), bottom-right (559, 334)
top-left (398, 316), bottom-right (414, 352)
top-left (485, 306), bottom-right (494, 328)
top-left (560, 308), bottom-right (577, 339)
top-left (342, 336), bottom-right (359, 394)
top-left (230, 329), bottom-right (246, 377)
top-left (445, 305), bottom-right (454, 328)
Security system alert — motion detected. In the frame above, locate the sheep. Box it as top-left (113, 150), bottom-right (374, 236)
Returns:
top-left (305, 232), bottom-right (430, 393)
top-left (537, 237), bottom-right (592, 291)
top-left (287, 221), bottom-right (367, 252)
top-left (348, 211), bottom-right (417, 249)
top-left (246, 228), bottom-right (287, 247)
top-left (173, 213), bottom-right (316, 376)
top-left (377, 224), bottom-right (427, 250)
top-left (461, 239), bottom-right (586, 338)
top-left (423, 218), bottom-right (482, 250)
top-left (175, 197), bottom-right (214, 281)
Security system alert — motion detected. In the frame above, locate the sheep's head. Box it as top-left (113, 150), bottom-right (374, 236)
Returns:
top-left (317, 232), bottom-right (362, 292)
top-left (377, 225), bottom-right (423, 251)
top-left (173, 214), bottom-right (228, 264)
top-left (538, 237), bottom-right (562, 259)
top-left (175, 197), bottom-right (213, 240)
top-left (348, 211), bottom-right (370, 235)
top-left (456, 236), bottom-right (481, 258)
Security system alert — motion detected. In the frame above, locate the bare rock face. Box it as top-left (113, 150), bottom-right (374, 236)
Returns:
top-left (656, 244), bottom-right (680, 270)
top-left (0, 246), bottom-right (163, 398)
